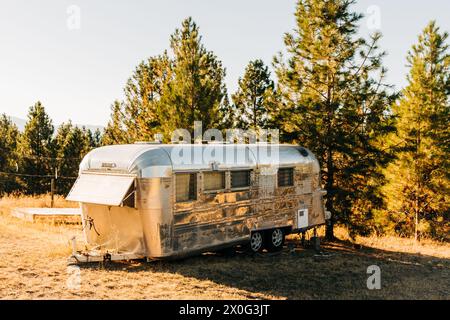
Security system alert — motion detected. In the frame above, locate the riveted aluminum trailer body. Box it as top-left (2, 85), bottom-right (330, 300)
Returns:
top-left (67, 144), bottom-right (329, 260)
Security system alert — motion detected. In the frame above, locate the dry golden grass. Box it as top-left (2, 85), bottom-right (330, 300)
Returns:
top-left (0, 196), bottom-right (449, 300)
top-left (304, 226), bottom-right (450, 259)
top-left (0, 194), bottom-right (80, 234)
top-left (0, 194), bottom-right (78, 211)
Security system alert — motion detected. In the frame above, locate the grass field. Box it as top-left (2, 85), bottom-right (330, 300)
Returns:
top-left (0, 195), bottom-right (449, 300)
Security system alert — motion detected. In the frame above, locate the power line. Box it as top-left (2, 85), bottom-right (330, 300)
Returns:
top-left (0, 171), bottom-right (77, 179)
top-left (0, 171), bottom-right (53, 178)
top-left (18, 155), bottom-right (83, 161)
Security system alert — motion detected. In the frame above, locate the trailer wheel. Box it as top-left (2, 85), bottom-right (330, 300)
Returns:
top-left (249, 231), bottom-right (264, 253)
top-left (266, 228), bottom-right (285, 252)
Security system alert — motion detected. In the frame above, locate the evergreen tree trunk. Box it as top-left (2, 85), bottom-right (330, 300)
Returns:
top-left (414, 208), bottom-right (419, 242)
top-left (325, 148), bottom-right (335, 241)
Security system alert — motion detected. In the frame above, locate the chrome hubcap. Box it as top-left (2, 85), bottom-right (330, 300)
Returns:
top-left (250, 232), bottom-right (263, 252)
top-left (272, 229), bottom-right (283, 247)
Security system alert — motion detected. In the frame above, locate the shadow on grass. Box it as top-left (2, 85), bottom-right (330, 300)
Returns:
top-left (78, 238), bottom-right (450, 300)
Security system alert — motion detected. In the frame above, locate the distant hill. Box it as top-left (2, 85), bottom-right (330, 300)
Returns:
top-left (7, 116), bottom-right (104, 133)
top-left (9, 116), bottom-right (27, 131)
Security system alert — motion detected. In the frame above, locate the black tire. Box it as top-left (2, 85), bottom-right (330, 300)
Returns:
top-left (248, 231), bottom-right (264, 253)
top-left (265, 228), bottom-right (285, 252)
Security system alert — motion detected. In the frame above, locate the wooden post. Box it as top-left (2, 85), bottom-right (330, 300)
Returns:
top-left (51, 168), bottom-right (58, 208)
top-left (51, 178), bottom-right (55, 208)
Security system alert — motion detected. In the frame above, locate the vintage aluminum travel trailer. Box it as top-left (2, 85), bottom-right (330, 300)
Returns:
top-left (67, 143), bottom-right (330, 263)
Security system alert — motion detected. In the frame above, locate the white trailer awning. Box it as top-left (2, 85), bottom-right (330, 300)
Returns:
top-left (66, 173), bottom-right (135, 206)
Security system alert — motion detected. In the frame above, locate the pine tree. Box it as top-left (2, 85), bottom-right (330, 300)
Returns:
top-left (18, 102), bottom-right (56, 194)
top-left (103, 53), bottom-right (172, 144)
top-left (82, 126), bottom-right (94, 154)
top-left (0, 114), bottom-right (20, 194)
top-left (217, 93), bottom-right (236, 130)
top-left (232, 59), bottom-right (274, 131)
top-left (122, 54), bottom-right (172, 142)
top-left (381, 21), bottom-right (449, 240)
top-left (161, 17), bottom-right (227, 139)
top-left (273, 0), bottom-right (397, 239)
top-left (54, 122), bottom-right (86, 194)
top-left (81, 127), bottom-right (101, 153)
top-left (102, 100), bottom-right (128, 145)
top-left (92, 128), bottom-right (102, 148)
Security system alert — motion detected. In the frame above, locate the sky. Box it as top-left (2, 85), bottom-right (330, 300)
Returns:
top-left (0, 0), bottom-right (449, 127)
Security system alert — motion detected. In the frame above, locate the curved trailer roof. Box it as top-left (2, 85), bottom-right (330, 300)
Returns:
top-left (68, 143), bottom-right (320, 206)
top-left (79, 143), bottom-right (320, 178)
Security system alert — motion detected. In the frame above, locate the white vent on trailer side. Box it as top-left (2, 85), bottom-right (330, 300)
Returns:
top-left (297, 209), bottom-right (309, 229)
top-left (66, 173), bottom-right (136, 207)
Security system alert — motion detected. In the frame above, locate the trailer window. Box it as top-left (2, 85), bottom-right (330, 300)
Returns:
top-left (231, 170), bottom-right (251, 189)
top-left (176, 173), bottom-right (197, 202)
top-left (203, 172), bottom-right (225, 192)
top-left (278, 168), bottom-right (294, 187)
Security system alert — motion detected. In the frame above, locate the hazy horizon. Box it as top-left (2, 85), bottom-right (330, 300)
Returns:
top-left (1, 0), bottom-right (449, 127)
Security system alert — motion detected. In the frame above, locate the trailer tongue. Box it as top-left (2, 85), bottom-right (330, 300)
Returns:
top-left (68, 238), bottom-right (144, 264)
